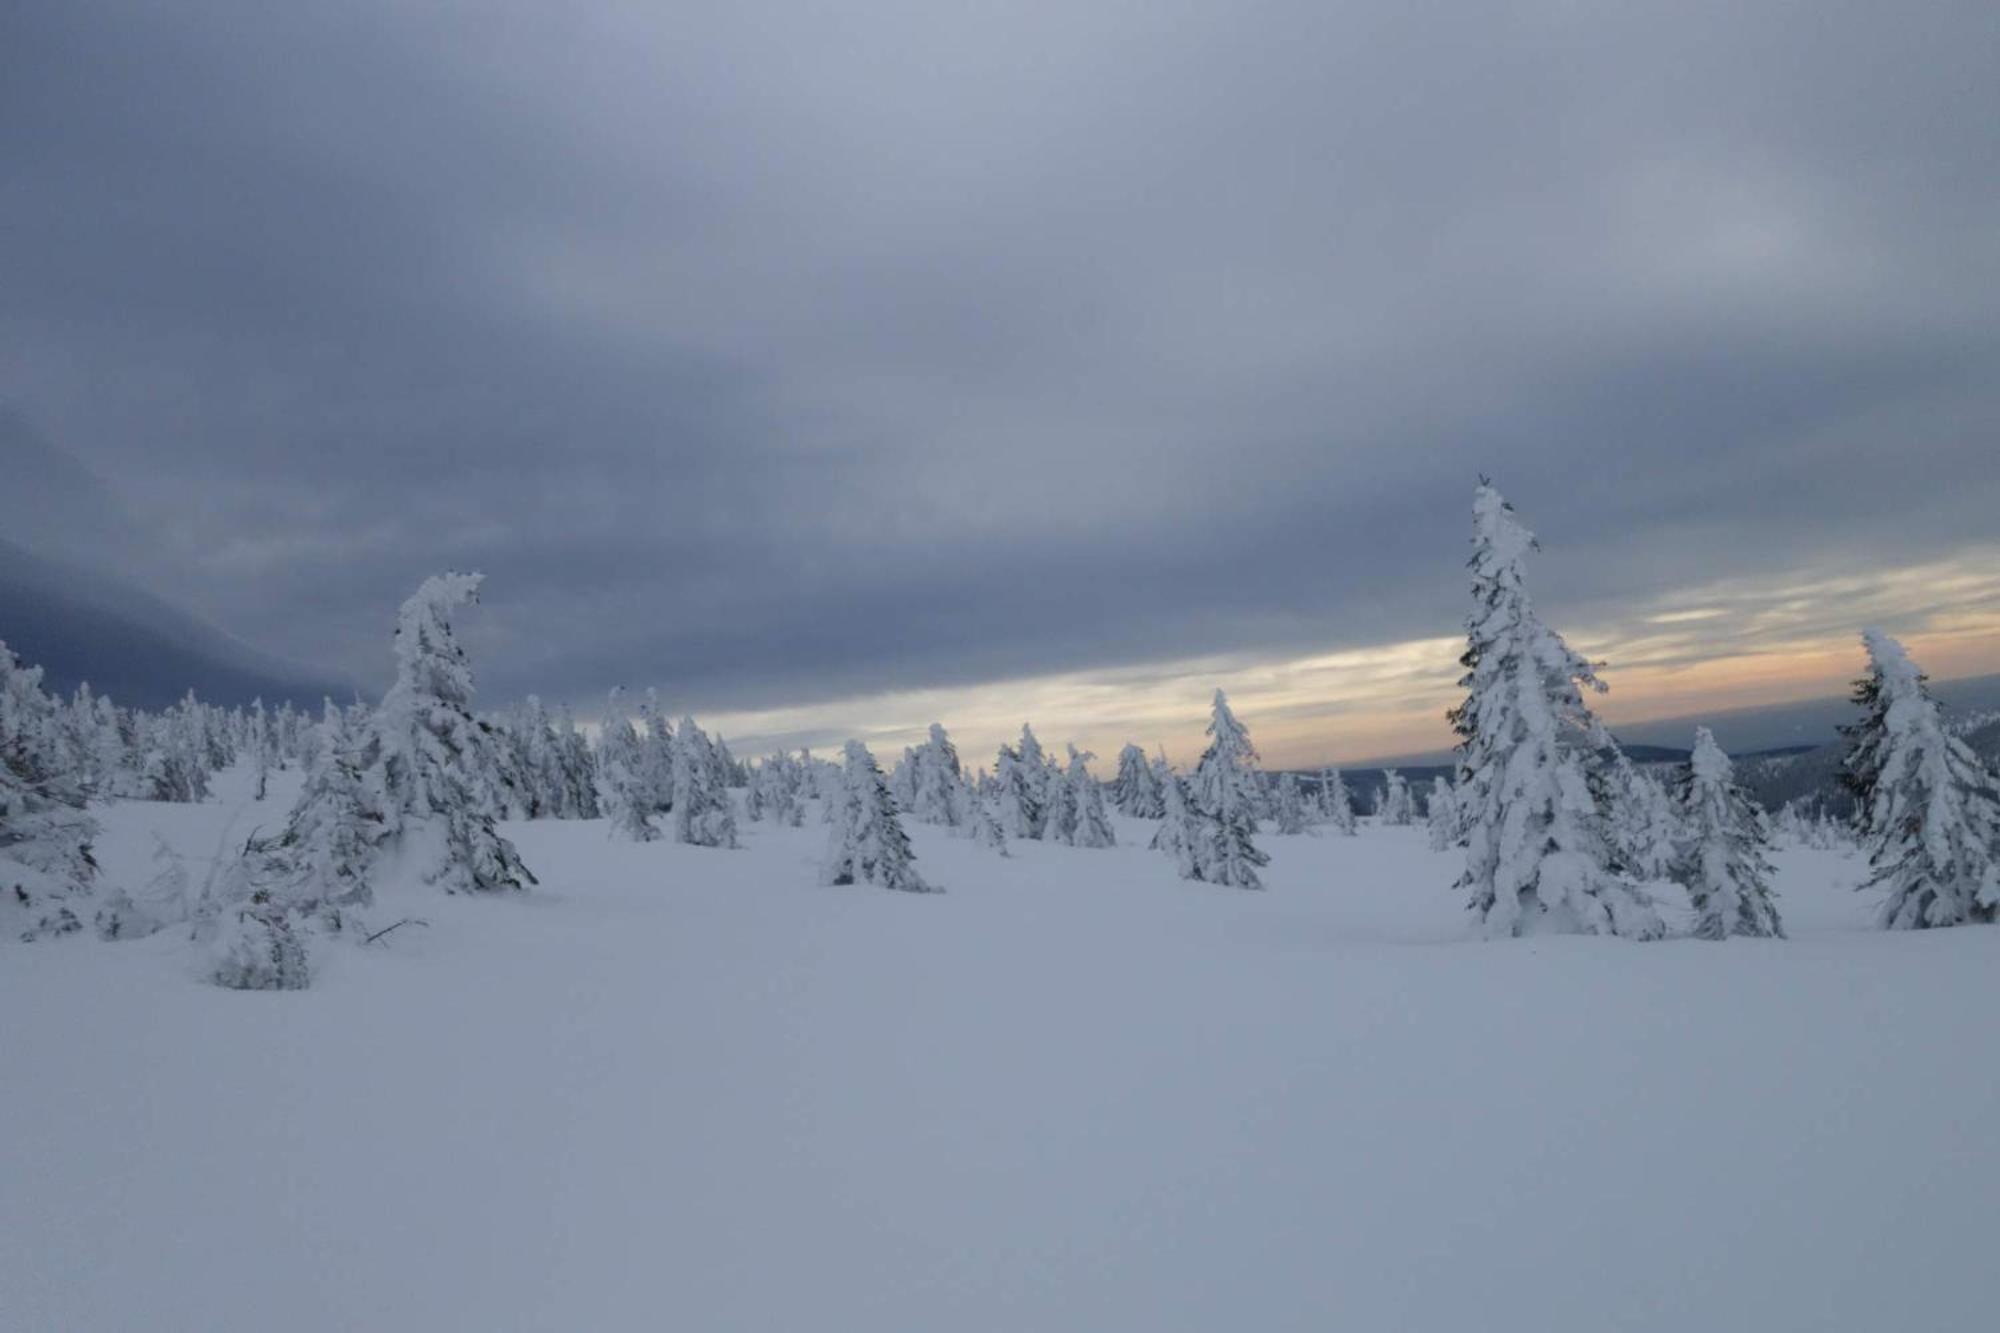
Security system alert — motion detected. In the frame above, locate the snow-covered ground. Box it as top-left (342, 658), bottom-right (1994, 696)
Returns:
top-left (6, 768), bottom-right (1996, 1331)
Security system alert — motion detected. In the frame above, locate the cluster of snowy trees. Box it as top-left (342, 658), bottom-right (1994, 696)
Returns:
top-left (596, 689), bottom-right (744, 849)
top-left (10, 483), bottom-right (2000, 991)
top-left (1438, 481), bottom-right (2000, 941)
top-left (1439, 484), bottom-right (1778, 940)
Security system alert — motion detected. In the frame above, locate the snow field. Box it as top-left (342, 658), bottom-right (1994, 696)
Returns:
top-left (4, 770), bottom-right (1996, 1331)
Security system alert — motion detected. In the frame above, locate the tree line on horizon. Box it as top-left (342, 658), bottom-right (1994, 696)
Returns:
top-left (5, 483), bottom-right (1998, 988)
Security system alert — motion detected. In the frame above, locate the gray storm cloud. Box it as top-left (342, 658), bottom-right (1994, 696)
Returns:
top-left (4, 0), bottom-right (1997, 712)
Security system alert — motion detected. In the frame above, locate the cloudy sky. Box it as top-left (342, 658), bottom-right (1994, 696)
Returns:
top-left (5, 0), bottom-right (1998, 766)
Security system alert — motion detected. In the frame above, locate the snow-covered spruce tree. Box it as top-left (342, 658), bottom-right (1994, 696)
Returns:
top-left (1151, 771), bottom-right (1202, 880)
top-left (1671, 728), bottom-right (1783, 940)
top-left (768, 753), bottom-right (806, 827)
top-left (1111, 742), bottom-right (1166, 818)
top-left (1064, 746), bottom-right (1117, 848)
top-left (141, 694), bottom-right (212, 803)
top-left (1319, 767), bottom-right (1357, 835)
top-left (910, 723), bottom-right (967, 826)
top-left (1425, 776), bottom-right (1460, 852)
top-left (969, 795), bottom-right (1008, 855)
top-left (1041, 747), bottom-right (1079, 843)
top-left (207, 889), bottom-right (311, 990)
top-left (1189, 690), bottom-right (1270, 889)
top-left (1842, 629), bottom-right (2000, 929)
top-left (365, 572), bottom-right (535, 893)
top-left (596, 691), bottom-right (659, 841)
top-left (547, 704), bottom-right (600, 819)
top-left (995, 727), bottom-right (1047, 839)
top-left (1273, 772), bottom-right (1310, 835)
top-left (1375, 769), bottom-right (1414, 825)
top-left (1448, 484), bottom-right (1661, 939)
top-left (637, 690), bottom-right (676, 815)
top-left (821, 740), bottom-right (936, 892)
top-left (1, 641), bottom-right (99, 938)
top-left (671, 717), bottom-right (739, 849)
top-left (1594, 746), bottom-right (1680, 882)
top-left (255, 698), bottom-right (382, 930)
top-left (889, 748), bottom-right (920, 814)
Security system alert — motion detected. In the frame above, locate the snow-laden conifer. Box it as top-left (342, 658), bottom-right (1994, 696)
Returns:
top-left (1425, 776), bottom-right (1460, 851)
top-left (1843, 630), bottom-right (2000, 928)
top-left (995, 726), bottom-right (1046, 839)
top-left (1189, 690), bottom-right (1269, 889)
top-left (1595, 747), bottom-right (1680, 882)
top-left (1449, 484), bottom-right (1661, 939)
top-left (636, 690), bottom-right (676, 814)
top-left (909, 723), bottom-right (966, 826)
top-left (1, 641), bottom-right (99, 939)
top-left (365, 572), bottom-right (535, 893)
top-left (1064, 746), bottom-right (1117, 848)
top-left (262, 699), bottom-right (380, 928)
top-left (1111, 742), bottom-right (1166, 818)
top-left (1319, 767), bottom-right (1356, 835)
top-left (1273, 772), bottom-right (1310, 835)
top-left (969, 795), bottom-right (1008, 855)
top-left (1671, 728), bottom-right (1783, 939)
top-left (671, 716), bottom-right (739, 849)
top-left (889, 747), bottom-right (920, 814)
top-left (1151, 771), bottom-right (1202, 880)
top-left (1375, 769), bottom-right (1414, 825)
top-left (822, 740), bottom-right (936, 892)
top-left (207, 890), bottom-right (311, 990)
top-left (597, 691), bottom-right (659, 841)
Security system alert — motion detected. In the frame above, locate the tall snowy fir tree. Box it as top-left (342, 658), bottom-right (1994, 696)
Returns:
top-left (1672, 728), bottom-right (1784, 940)
top-left (1111, 742), bottom-right (1166, 818)
top-left (822, 740), bottom-right (935, 892)
top-left (671, 717), bottom-right (739, 849)
top-left (596, 691), bottom-right (659, 841)
top-left (1319, 767), bottom-right (1356, 835)
top-left (1041, 746), bottom-right (1080, 843)
top-left (636, 691), bottom-right (676, 815)
top-left (1063, 747), bottom-right (1117, 848)
top-left (1375, 769), bottom-right (1413, 825)
top-left (1, 641), bottom-right (99, 939)
top-left (261, 698), bottom-right (381, 929)
top-left (1273, 772), bottom-right (1310, 835)
top-left (995, 725), bottom-right (1047, 839)
top-left (1595, 747), bottom-right (1680, 882)
top-left (1151, 771), bottom-right (1202, 880)
top-left (1448, 484), bottom-right (1661, 939)
top-left (969, 795), bottom-right (1008, 855)
top-left (361, 572), bottom-right (535, 894)
top-left (909, 723), bottom-right (966, 826)
top-left (1425, 776), bottom-right (1460, 851)
top-left (1188, 690), bottom-right (1269, 889)
top-left (1841, 630), bottom-right (2000, 929)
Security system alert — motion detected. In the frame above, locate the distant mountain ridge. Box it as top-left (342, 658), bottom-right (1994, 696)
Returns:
top-left (0, 405), bottom-right (352, 709)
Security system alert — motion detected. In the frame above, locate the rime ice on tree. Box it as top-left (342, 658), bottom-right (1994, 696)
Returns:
top-left (1063, 746), bottom-right (1117, 848)
top-left (1671, 728), bottom-right (1784, 939)
top-left (995, 725), bottom-right (1047, 839)
top-left (1273, 772), bottom-right (1310, 835)
top-left (671, 716), bottom-right (739, 849)
top-left (1319, 767), bottom-right (1356, 835)
top-left (1111, 742), bottom-right (1166, 818)
top-left (822, 740), bottom-right (936, 893)
top-left (1842, 630), bottom-right (2000, 929)
top-left (1188, 690), bottom-right (1269, 889)
top-left (1, 641), bottom-right (99, 939)
top-left (1375, 769), bottom-right (1413, 825)
top-left (1449, 485), bottom-right (1661, 939)
top-left (362, 572), bottom-right (535, 894)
